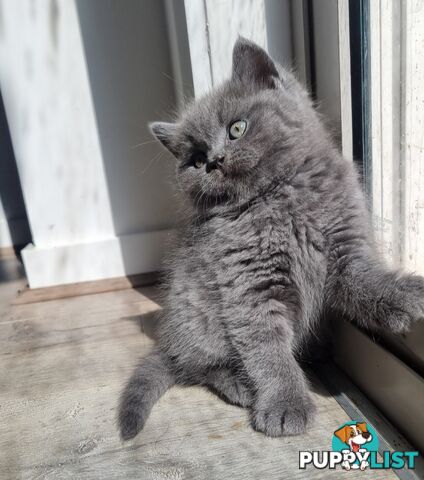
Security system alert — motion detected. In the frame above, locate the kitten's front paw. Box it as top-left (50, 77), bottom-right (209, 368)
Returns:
top-left (380, 309), bottom-right (413, 334)
top-left (379, 275), bottom-right (424, 334)
top-left (251, 394), bottom-right (316, 437)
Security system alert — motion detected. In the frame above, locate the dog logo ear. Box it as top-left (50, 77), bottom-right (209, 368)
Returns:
top-left (334, 425), bottom-right (350, 444)
top-left (356, 422), bottom-right (367, 432)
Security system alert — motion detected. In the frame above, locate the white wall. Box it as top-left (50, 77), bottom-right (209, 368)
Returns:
top-left (0, 0), bottom-right (177, 287)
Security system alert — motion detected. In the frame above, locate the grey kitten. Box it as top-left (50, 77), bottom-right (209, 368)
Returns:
top-left (118, 38), bottom-right (424, 439)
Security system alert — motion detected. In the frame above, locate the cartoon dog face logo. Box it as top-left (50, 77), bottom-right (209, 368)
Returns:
top-left (334, 422), bottom-right (372, 453)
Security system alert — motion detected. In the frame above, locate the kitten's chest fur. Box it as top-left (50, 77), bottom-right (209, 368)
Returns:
top-left (193, 195), bottom-right (327, 326)
top-left (162, 191), bottom-right (330, 364)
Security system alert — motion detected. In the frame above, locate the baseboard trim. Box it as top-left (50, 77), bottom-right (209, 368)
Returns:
top-left (21, 229), bottom-right (174, 288)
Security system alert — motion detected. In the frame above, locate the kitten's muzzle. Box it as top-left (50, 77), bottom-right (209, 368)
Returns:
top-left (206, 155), bottom-right (225, 174)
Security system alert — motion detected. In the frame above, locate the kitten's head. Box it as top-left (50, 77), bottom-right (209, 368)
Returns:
top-left (150, 38), bottom-right (321, 208)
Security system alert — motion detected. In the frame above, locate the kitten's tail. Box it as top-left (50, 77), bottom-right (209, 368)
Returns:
top-left (118, 347), bottom-right (175, 440)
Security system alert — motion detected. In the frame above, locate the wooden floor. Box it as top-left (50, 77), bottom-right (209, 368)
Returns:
top-left (0, 258), bottom-right (396, 480)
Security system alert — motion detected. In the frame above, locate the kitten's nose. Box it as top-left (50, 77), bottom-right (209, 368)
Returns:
top-left (206, 155), bottom-right (225, 173)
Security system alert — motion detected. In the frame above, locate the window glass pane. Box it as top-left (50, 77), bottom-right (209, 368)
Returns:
top-left (366, 0), bottom-right (424, 377)
top-left (369, 1), bottom-right (424, 273)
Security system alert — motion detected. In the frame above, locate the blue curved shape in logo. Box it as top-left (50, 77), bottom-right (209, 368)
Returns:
top-left (332, 421), bottom-right (379, 468)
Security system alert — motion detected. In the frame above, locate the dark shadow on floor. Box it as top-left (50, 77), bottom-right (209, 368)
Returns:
top-left (0, 258), bottom-right (26, 283)
top-left (122, 309), bottom-right (160, 342)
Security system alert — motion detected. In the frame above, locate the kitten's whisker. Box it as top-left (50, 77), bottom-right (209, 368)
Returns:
top-left (130, 139), bottom-right (157, 150)
top-left (161, 71), bottom-right (194, 90)
top-left (137, 151), bottom-right (164, 176)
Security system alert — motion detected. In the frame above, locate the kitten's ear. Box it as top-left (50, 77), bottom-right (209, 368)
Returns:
top-left (232, 37), bottom-right (279, 89)
top-left (149, 121), bottom-right (179, 157)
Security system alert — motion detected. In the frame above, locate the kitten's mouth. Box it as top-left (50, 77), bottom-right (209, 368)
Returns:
top-left (208, 166), bottom-right (225, 176)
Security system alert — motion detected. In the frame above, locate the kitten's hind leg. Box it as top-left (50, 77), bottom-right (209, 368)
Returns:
top-left (118, 348), bottom-right (175, 440)
top-left (206, 368), bottom-right (253, 407)
top-left (328, 255), bottom-right (424, 333)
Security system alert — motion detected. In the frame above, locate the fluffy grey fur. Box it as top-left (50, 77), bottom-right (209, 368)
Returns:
top-left (118, 38), bottom-right (424, 439)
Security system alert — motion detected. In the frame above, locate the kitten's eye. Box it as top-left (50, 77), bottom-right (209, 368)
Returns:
top-left (229, 120), bottom-right (247, 140)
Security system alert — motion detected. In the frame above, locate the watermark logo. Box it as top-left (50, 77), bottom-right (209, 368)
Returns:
top-left (332, 421), bottom-right (377, 470)
top-left (299, 420), bottom-right (420, 471)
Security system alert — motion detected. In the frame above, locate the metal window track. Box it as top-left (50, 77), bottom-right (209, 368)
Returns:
top-left (316, 357), bottom-right (424, 480)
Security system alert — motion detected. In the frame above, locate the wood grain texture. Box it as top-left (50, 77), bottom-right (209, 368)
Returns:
top-left (13, 272), bottom-right (158, 305)
top-left (0, 261), bottom-right (396, 479)
top-left (0, 246), bottom-right (18, 260)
